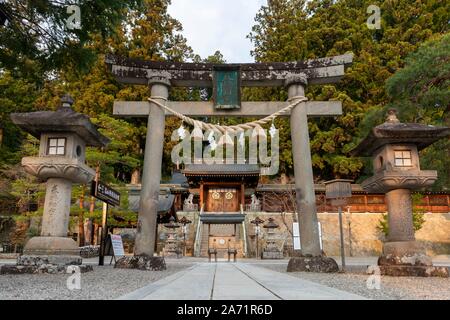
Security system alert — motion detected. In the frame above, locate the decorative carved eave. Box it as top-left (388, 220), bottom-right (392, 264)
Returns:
top-left (22, 157), bottom-right (96, 184)
top-left (182, 164), bottom-right (260, 188)
top-left (351, 122), bottom-right (450, 156)
top-left (360, 170), bottom-right (438, 193)
top-left (105, 53), bottom-right (353, 87)
top-left (183, 164), bottom-right (260, 175)
top-left (10, 107), bottom-right (110, 147)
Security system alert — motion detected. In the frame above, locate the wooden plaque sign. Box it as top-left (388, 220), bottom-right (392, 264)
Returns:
top-left (213, 65), bottom-right (241, 109)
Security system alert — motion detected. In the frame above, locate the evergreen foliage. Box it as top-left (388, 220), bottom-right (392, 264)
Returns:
top-left (0, 0), bottom-right (448, 222)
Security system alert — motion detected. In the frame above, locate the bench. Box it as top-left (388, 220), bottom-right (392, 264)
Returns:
top-left (208, 248), bottom-right (217, 262)
top-left (227, 249), bottom-right (237, 262)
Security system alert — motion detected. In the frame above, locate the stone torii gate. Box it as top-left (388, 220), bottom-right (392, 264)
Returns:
top-left (106, 53), bottom-right (352, 271)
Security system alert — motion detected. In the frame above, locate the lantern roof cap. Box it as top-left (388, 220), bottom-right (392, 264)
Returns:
top-left (10, 94), bottom-right (110, 147)
top-left (351, 109), bottom-right (450, 156)
top-left (263, 217), bottom-right (279, 229)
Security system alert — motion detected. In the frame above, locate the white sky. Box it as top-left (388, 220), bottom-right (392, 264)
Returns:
top-left (168, 0), bottom-right (267, 63)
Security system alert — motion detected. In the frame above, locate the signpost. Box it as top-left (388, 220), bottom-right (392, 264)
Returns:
top-left (324, 179), bottom-right (353, 272)
top-left (91, 181), bottom-right (121, 207)
top-left (91, 180), bottom-right (121, 266)
top-left (250, 217), bottom-right (264, 259)
top-left (179, 216), bottom-right (192, 256)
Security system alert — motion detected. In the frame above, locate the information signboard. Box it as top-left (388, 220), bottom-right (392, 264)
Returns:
top-left (110, 234), bottom-right (125, 257)
top-left (91, 181), bottom-right (120, 207)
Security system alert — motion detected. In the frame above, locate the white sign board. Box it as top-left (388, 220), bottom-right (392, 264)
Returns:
top-left (293, 237), bottom-right (301, 250)
top-left (292, 222), bottom-right (323, 251)
top-left (318, 222), bottom-right (323, 250)
top-left (292, 222), bottom-right (301, 250)
top-left (292, 222), bottom-right (300, 237)
top-left (110, 234), bottom-right (125, 257)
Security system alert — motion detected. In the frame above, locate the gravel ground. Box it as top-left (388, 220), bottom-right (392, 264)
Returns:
top-left (0, 263), bottom-right (193, 300)
top-left (257, 263), bottom-right (450, 300)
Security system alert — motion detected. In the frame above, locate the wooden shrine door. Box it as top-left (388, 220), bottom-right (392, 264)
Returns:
top-left (206, 188), bottom-right (239, 212)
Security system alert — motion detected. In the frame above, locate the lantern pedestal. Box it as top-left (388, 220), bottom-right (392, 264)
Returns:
top-left (163, 230), bottom-right (182, 258)
top-left (287, 256), bottom-right (339, 273)
top-left (262, 251), bottom-right (284, 259)
top-left (352, 110), bottom-right (450, 278)
top-left (376, 241), bottom-right (448, 277)
top-left (115, 255), bottom-right (166, 271)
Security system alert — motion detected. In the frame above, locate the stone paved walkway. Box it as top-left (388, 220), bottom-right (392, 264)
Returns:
top-left (118, 262), bottom-right (365, 300)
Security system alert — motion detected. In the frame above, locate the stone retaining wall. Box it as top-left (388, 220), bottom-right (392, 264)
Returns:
top-left (242, 211), bottom-right (450, 256)
top-left (174, 211), bottom-right (450, 257)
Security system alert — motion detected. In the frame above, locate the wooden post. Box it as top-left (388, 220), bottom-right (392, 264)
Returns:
top-left (241, 183), bottom-right (245, 209)
top-left (78, 186), bottom-right (85, 247)
top-left (200, 182), bottom-right (204, 209)
top-left (426, 194), bottom-right (431, 212)
top-left (98, 202), bottom-right (108, 266)
top-left (262, 193), bottom-right (265, 212)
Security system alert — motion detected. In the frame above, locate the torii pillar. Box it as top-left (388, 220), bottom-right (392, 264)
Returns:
top-left (134, 76), bottom-right (170, 257)
top-left (286, 74), bottom-right (339, 272)
top-left (115, 76), bottom-right (170, 270)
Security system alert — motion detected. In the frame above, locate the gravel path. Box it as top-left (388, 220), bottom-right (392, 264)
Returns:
top-left (0, 263), bottom-right (193, 300)
top-left (257, 263), bottom-right (450, 300)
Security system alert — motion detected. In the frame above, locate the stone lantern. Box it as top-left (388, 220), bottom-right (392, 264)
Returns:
top-left (6, 94), bottom-right (109, 272)
top-left (163, 216), bottom-right (181, 258)
top-left (262, 217), bottom-right (283, 259)
top-left (351, 110), bottom-right (449, 277)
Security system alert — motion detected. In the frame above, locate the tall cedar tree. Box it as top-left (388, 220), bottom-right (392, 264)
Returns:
top-left (248, 0), bottom-right (449, 183)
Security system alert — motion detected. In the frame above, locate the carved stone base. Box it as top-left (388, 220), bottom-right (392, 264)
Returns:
top-left (0, 254), bottom-right (91, 274)
top-left (163, 244), bottom-right (182, 258)
top-left (17, 254), bottom-right (82, 266)
top-left (0, 264), bottom-right (93, 274)
top-left (163, 251), bottom-right (182, 258)
top-left (378, 265), bottom-right (448, 277)
top-left (262, 251), bottom-right (284, 259)
top-left (115, 255), bottom-right (167, 271)
top-left (23, 236), bottom-right (80, 256)
top-left (287, 256), bottom-right (339, 273)
top-left (376, 241), bottom-right (449, 277)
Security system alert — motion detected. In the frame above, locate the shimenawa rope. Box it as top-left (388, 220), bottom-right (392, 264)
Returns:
top-left (147, 96), bottom-right (308, 134)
